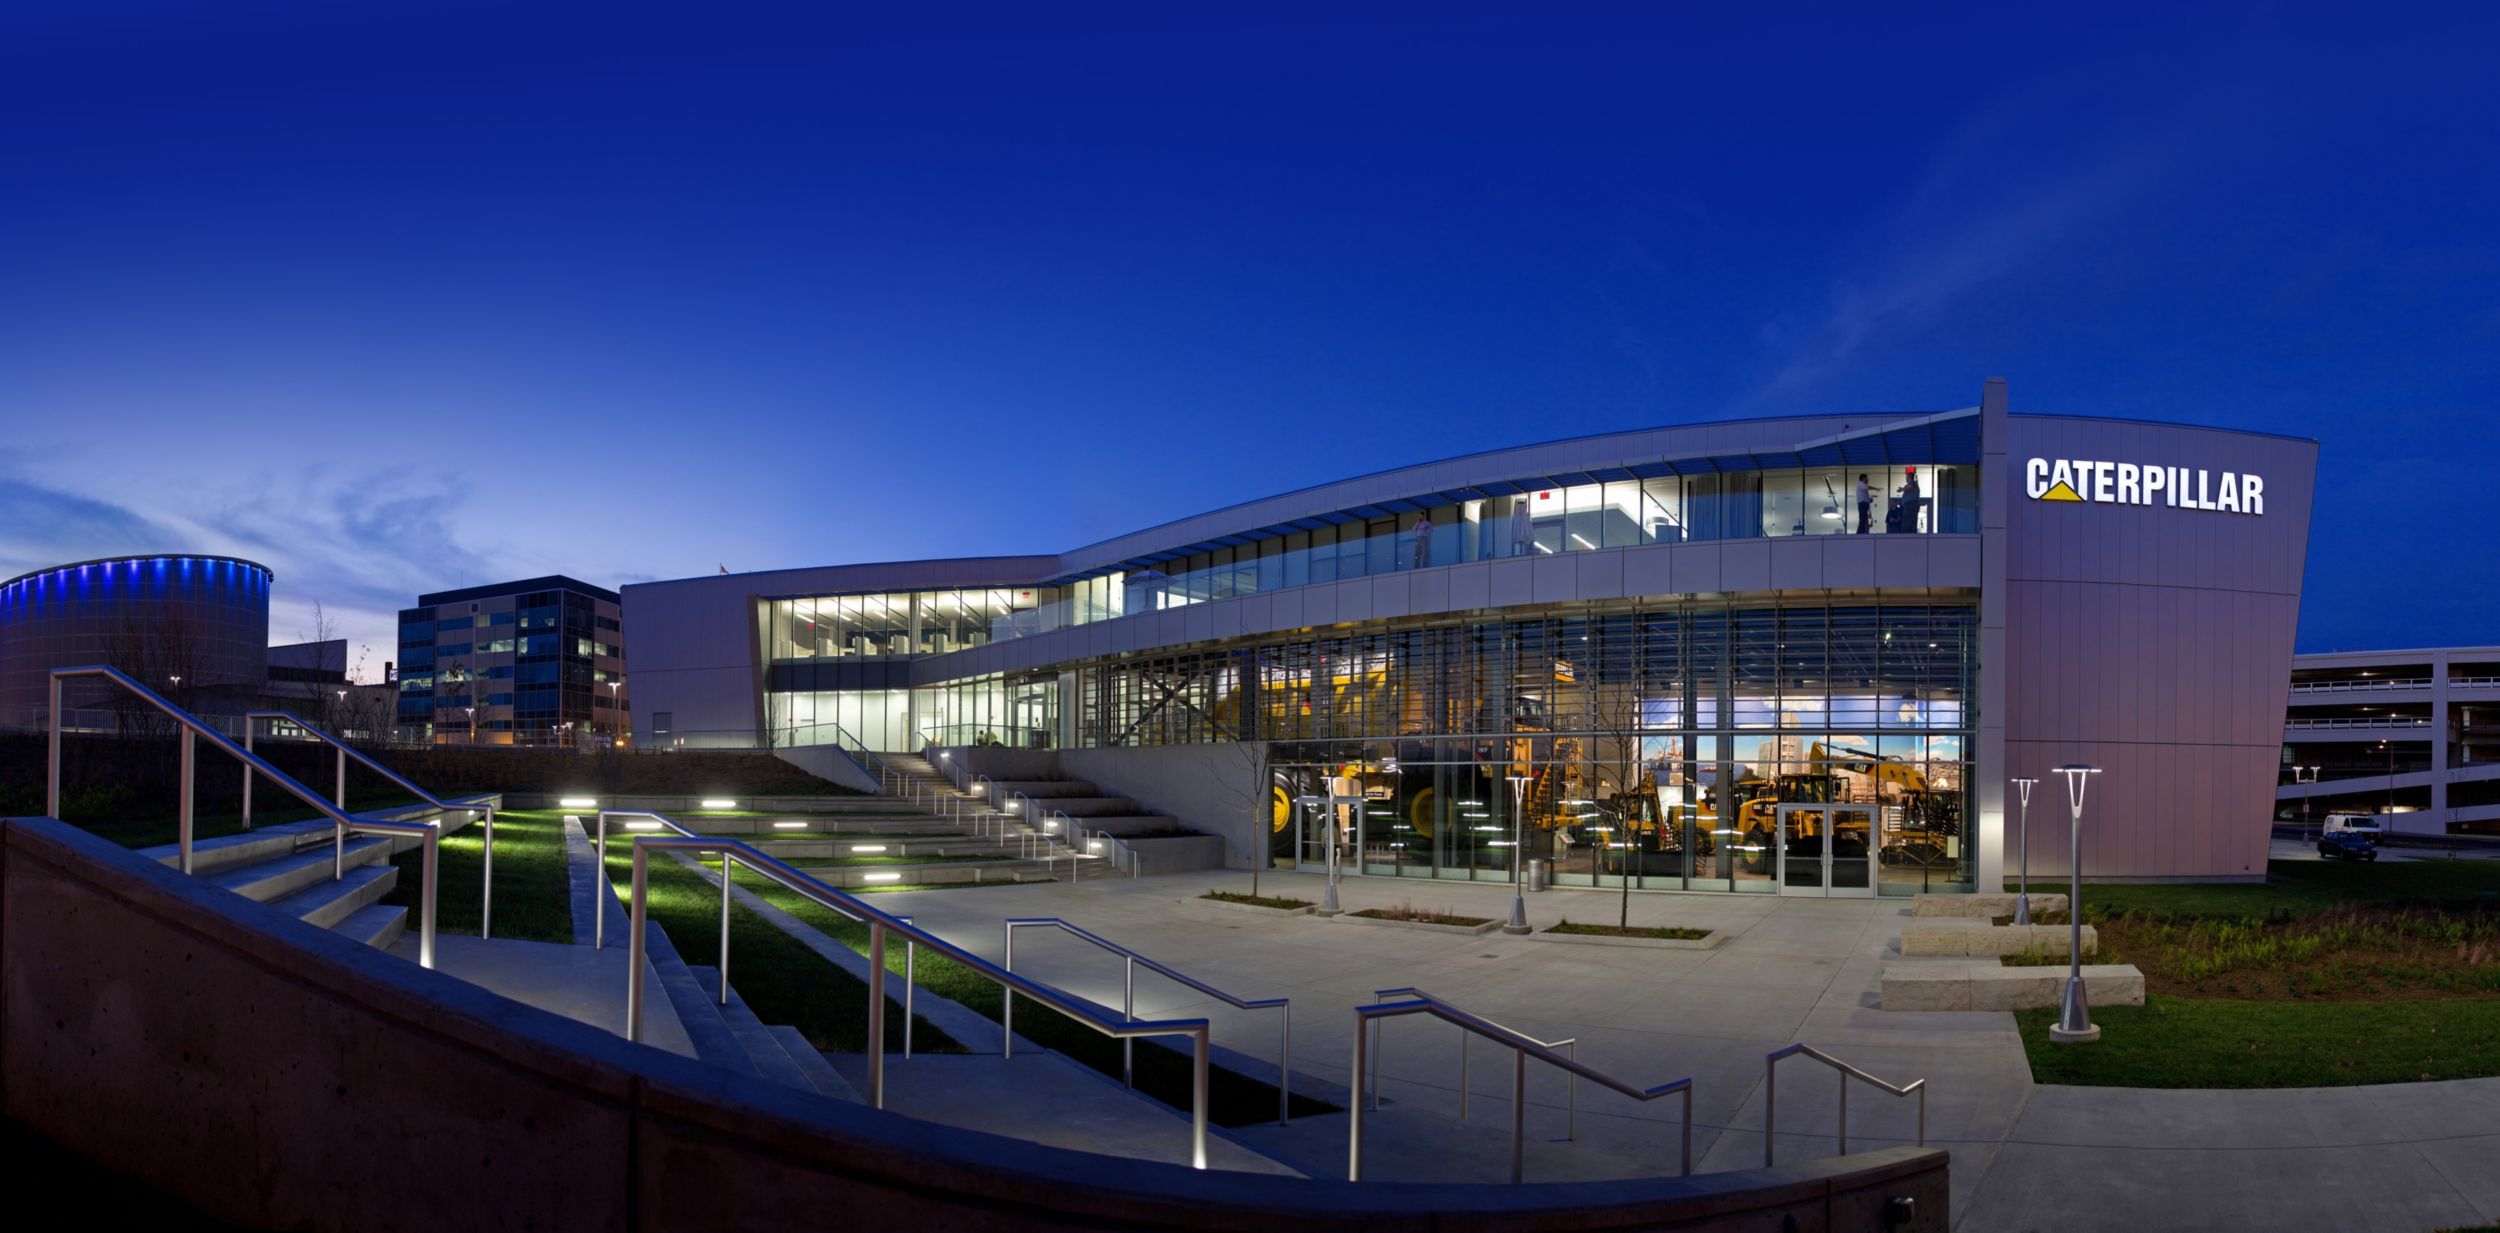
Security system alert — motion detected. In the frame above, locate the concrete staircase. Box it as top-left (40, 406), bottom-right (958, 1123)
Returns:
top-left (136, 811), bottom-right (472, 953)
top-left (871, 752), bottom-right (1121, 882)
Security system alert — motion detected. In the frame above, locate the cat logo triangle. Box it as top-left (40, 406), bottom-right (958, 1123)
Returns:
top-left (2039, 480), bottom-right (2084, 502)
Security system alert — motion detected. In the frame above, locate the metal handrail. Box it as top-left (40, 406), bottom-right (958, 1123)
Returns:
top-left (1005, 917), bottom-right (1292, 1124)
top-left (247, 711), bottom-right (497, 939)
top-left (47, 666), bottom-right (443, 969)
top-left (1350, 990), bottom-right (1692, 1183)
top-left (1087, 827), bottom-right (1143, 878)
top-left (1762, 1044), bottom-right (1925, 1166)
top-left (603, 810), bottom-right (1214, 1168)
top-left (593, 810), bottom-right (926, 1055)
top-left (2284, 716), bottom-right (2432, 729)
top-left (1370, 986), bottom-right (1576, 1136)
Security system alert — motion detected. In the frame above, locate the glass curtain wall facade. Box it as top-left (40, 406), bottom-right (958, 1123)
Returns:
top-left (1068, 601), bottom-right (1975, 895)
top-left (761, 588), bottom-right (1045, 660)
top-left (1058, 465), bottom-right (1975, 628)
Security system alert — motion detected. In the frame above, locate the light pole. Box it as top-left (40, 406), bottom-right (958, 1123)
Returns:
top-left (2382, 740), bottom-right (2395, 814)
top-left (464, 706), bottom-right (476, 744)
top-left (2010, 777), bottom-right (2038, 926)
top-left (1296, 792), bottom-right (1346, 915)
top-left (2296, 765), bottom-right (2320, 837)
top-left (1503, 774), bottom-right (1534, 935)
top-left (2049, 763), bottom-right (2101, 1046)
top-left (609, 679), bottom-right (625, 747)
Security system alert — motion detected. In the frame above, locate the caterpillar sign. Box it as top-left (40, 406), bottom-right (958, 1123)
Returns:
top-left (2025, 457), bottom-right (2265, 516)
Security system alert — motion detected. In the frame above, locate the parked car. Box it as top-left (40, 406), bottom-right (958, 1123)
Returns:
top-left (2322, 813), bottom-right (2385, 838)
top-left (2317, 830), bottom-right (2379, 861)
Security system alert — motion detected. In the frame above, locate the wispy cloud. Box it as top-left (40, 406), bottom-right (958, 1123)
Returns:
top-left (1735, 71), bottom-right (2240, 409)
top-left (0, 478), bottom-right (183, 580)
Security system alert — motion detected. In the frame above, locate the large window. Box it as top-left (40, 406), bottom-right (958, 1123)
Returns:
top-left (1065, 601), bottom-right (1976, 895)
top-left (1053, 464), bottom-right (1978, 629)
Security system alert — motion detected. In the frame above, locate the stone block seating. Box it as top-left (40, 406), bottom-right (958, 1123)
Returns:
top-left (1882, 961), bottom-right (2146, 1012)
top-left (1899, 919), bottom-right (2096, 957)
top-left (1908, 892), bottom-right (2068, 919)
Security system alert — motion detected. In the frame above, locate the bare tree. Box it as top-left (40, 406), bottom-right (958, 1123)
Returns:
top-left (100, 603), bottom-right (207, 737)
top-left (1585, 664), bottom-right (1655, 931)
top-left (293, 601), bottom-right (345, 733)
top-left (1210, 738), bottom-right (1277, 897)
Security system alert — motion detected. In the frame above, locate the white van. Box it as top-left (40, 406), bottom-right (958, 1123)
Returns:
top-left (2322, 813), bottom-right (2385, 837)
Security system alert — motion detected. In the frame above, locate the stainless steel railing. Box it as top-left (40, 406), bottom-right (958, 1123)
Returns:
top-left (247, 711), bottom-right (497, 938)
top-left (1086, 827), bottom-right (1143, 878)
top-left (46, 666), bottom-right (444, 969)
top-left (1350, 989), bottom-right (1692, 1183)
top-left (1762, 1044), bottom-right (1925, 1165)
top-left (599, 809), bottom-right (1215, 1168)
top-left (1005, 917), bottom-right (1292, 1124)
top-left (1369, 986), bottom-right (1577, 1137)
top-left (593, 810), bottom-right (925, 1052)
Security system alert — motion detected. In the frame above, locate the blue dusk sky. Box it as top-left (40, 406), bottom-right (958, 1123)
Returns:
top-left (2, 3), bottom-right (2494, 675)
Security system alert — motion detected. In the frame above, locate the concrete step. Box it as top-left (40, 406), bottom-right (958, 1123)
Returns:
top-left (1028, 797), bottom-right (1152, 818)
top-left (205, 836), bottom-right (393, 904)
top-left (1084, 816), bottom-right (1185, 838)
top-left (333, 904), bottom-right (408, 950)
top-left (139, 819), bottom-right (332, 875)
top-left (265, 862), bottom-right (399, 930)
top-left (768, 1025), bottom-right (862, 1102)
top-left (687, 966), bottom-right (818, 1094)
top-left (988, 780), bottom-right (1099, 799)
top-left (796, 855), bottom-right (1105, 889)
top-left (643, 926), bottom-right (755, 1076)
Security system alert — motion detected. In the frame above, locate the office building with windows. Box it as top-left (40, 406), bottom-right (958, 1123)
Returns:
top-left (2280, 648), bottom-right (2500, 835)
top-left (628, 380), bottom-right (2317, 894)
top-left (396, 576), bottom-right (627, 746)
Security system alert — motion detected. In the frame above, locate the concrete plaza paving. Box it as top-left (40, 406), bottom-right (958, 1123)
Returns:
top-left (854, 868), bottom-right (2500, 1232)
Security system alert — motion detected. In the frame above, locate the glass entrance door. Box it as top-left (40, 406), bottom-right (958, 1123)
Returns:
top-left (1778, 805), bottom-right (1876, 898)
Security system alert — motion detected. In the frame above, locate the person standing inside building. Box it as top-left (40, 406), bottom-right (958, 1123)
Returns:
top-left (1410, 511), bottom-right (1432, 569)
top-left (1854, 473), bottom-right (1872, 534)
top-left (1901, 467), bottom-right (1923, 533)
top-left (1510, 496), bottom-right (1535, 557)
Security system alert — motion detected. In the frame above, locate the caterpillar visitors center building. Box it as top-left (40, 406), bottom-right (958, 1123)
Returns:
top-left (628, 379), bottom-right (2318, 894)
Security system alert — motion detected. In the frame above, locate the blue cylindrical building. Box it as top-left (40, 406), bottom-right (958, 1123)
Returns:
top-left (0, 554), bottom-right (273, 729)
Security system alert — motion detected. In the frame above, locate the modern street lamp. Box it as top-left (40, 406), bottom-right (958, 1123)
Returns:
top-left (2295, 765), bottom-right (2320, 837)
top-left (2381, 740), bottom-right (2395, 814)
top-left (608, 679), bottom-right (625, 746)
top-left (2010, 777), bottom-right (2038, 926)
top-left (2049, 763), bottom-right (2102, 1046)
top-left (464, 706), bottom-right (476, 744)
top-left (1502, 774), bottom-right (1534, 935)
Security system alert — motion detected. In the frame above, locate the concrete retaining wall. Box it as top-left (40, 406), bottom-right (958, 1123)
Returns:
top-left (1, 815), bottom-right (1948, 1231)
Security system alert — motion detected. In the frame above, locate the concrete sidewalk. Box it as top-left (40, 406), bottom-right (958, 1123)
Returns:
top-left (859, 867), bottom-right (2500, 1231)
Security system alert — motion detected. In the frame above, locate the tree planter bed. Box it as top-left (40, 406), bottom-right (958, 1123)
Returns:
top-left (1332, 911), bottom-right (1503, 936)
top-left (1532, 926), bottom-right (1725, 950)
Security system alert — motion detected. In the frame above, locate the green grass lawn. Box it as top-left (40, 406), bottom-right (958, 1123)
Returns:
top-left (2017, 858), bottom-right (2500, 920)
top-left (377, 807), bottom-right (575, 944)
top-left (730, 865), bottom-right (1334, 1126)
top-left (2016, 997), bottom-right (2500, 1087)
top-left (2008, 859), bottom-right (2500, 1087)
top-left (603, 845), bottom-right (957, 1054)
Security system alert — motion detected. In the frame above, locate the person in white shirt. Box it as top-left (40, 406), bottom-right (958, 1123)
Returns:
top-left (1855, 474), bottom-right (1872, 534)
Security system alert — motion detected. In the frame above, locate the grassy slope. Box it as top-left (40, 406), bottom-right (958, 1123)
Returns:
top-left (602, 845), bottom-right (957, 1054)
top-left (731, 866), bottom-right (1335, 1126)
top-left (2011, 859), bottom-right (2500, 1087)
top-left (377, 807), bottom-right (574, 944)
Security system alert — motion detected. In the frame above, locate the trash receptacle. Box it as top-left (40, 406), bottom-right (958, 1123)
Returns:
top-left (1528, 858), bottom-right (1548, 892)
